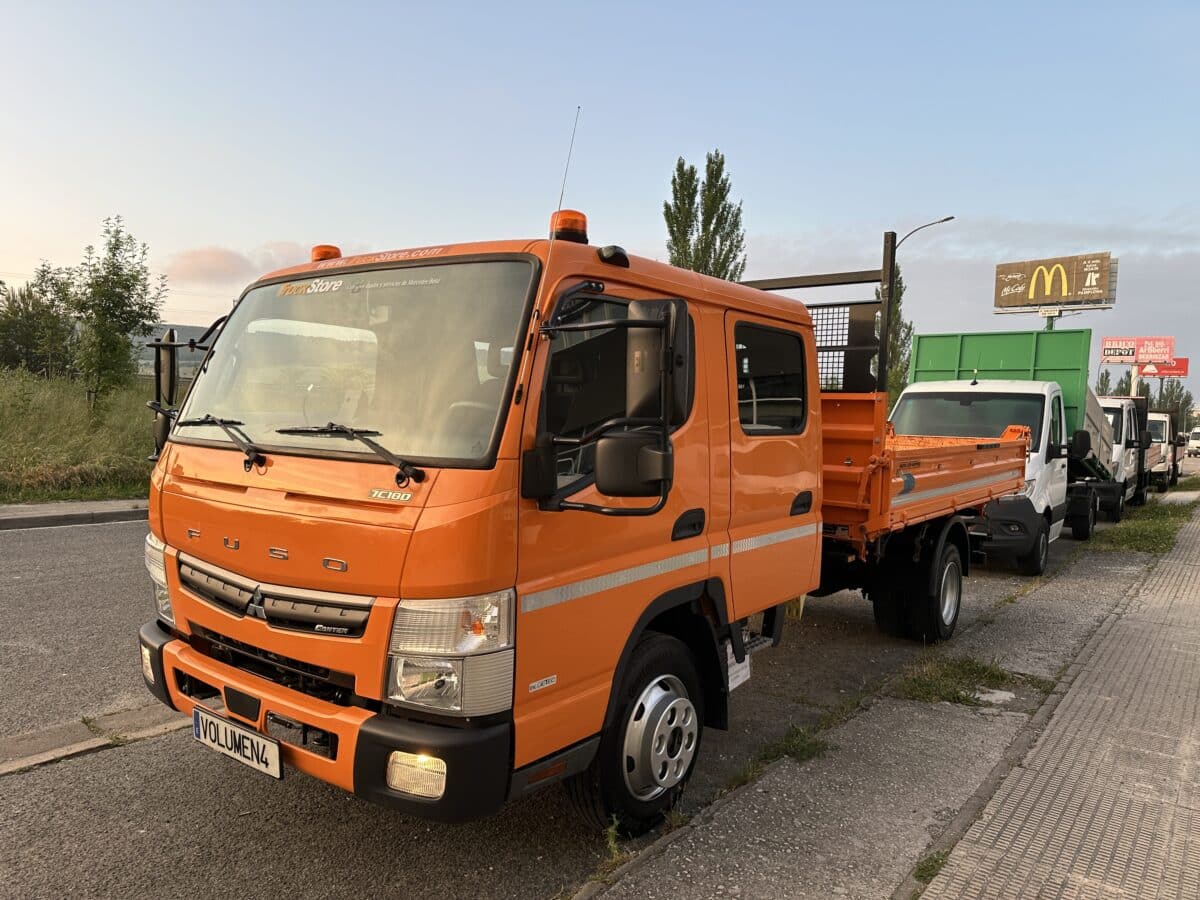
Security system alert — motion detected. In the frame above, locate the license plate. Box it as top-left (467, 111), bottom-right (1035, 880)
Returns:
top-left (193, 705), bottom-right (282, 779)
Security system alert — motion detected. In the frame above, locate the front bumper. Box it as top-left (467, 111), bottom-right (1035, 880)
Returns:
top-left (975, 496), bottom-right (1041, 557)
top-left (138, 619), bottom-right (512, 823)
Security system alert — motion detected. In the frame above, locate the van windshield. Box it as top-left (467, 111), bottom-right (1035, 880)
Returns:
top-left (1107, 409), bottom-right (1123, 443)
top-left (1192, 430), bottom-right (1200, 441)
top-left (175, 259), bottom-right (534, 464)
top-left (891, 391), bottom-right (1045, 447)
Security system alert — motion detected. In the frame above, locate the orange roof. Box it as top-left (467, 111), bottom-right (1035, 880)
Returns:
top-left (255, 236), bottom-right (813, 326)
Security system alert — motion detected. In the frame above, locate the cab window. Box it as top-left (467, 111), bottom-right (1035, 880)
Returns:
top-left (734, 323), bottom-right (807, 434)
top-left (1051, 395), bottom-right (1064, 446)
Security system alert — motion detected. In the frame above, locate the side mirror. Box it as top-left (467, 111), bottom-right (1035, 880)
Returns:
top-left (1176, 433), bottom-right (1188, 447)
top-left (595, 431), bottom-right (673, 497)
top-left (1140, 429), bottom-right (1152, 450)
top-left (154, 328), bottom-right (179, 407)
top-left (152, 411), bottom-right (172, 456)
top-left (1068, 429), bottom-right (1091, 460)
top-left (625, 299), bottom-right (691, 425)
top-left (520, 433), bottom-right (558, 500)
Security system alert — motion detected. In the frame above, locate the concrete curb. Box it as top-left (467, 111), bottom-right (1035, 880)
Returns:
top-left (0, 501), bottom-right (148, 531)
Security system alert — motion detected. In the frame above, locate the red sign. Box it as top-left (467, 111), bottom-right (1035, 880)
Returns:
top-left (1100, 336), bottom-right (1176, 365)
top-left (1140, 357), bottom-right (1189, 377)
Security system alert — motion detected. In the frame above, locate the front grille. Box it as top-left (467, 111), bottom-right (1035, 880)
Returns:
top-left (190, 625), bottom-right (355, 706)
top-left (178, 554), bottom-right (373, 638)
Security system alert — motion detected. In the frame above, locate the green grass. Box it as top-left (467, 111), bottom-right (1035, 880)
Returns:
top-left (914, 850), bottom-right (949, 883)
top-left (1094, 498), bottom-right (1198, 555)
top-left (723, 724), bottom-right (831, 793)
top-left (893, 653), bottom-right (1055, 706)
top-left (1171, 475), bottom-right (1200, 492)
top-left (0, 371), bottom-right (153, 503)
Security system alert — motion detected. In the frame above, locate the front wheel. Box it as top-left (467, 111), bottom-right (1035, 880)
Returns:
top-left (1108, 484), bottom-right (1125, 522)
top-left (1017, 518), bottom-right (1050, 576)
top-left (565, 633), bottom-right (703, 836)
top-left (1070, 495), bottom-right (1096, 541)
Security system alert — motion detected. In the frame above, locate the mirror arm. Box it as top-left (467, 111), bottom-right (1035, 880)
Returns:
top-left (146, 400), bottom-right (178, 419)
top-left (539, 317), bottom-right (666, 337)
top-left (146, 315), bottom-right (227, 352)
top-left (552, 416), bottom-right (663, 447)
top-left (555, 491), bottom-right (669, 517)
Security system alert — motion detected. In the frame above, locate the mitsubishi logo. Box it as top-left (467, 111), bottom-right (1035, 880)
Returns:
top-left (246, 588), bottom-right (267, 620)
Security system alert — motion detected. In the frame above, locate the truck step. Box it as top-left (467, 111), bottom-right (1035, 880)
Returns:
top-left (743, 633), bottom-right (774, 656)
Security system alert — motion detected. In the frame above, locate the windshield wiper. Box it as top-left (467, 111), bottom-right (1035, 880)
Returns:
top-left (275, 422), bottom-right (426, 486)
top-left (176, 414), bottom-right (267, 471)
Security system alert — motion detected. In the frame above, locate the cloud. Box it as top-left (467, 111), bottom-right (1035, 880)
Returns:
top-left (165, 242), bottom-right (310, 287)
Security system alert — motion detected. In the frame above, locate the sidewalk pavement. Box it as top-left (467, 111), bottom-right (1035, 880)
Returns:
top-left (0, 498), bottom-right (148, 530)
top-left (593, 545), bottom-right (1152, 899)
top-left (922, 509), bottom-right (1200, 898)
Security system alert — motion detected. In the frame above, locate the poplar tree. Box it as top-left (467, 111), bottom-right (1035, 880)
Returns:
top-left (663, 150), bottom-right (747, 282)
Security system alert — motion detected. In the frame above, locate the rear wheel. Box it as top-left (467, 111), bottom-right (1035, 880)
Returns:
top-left (909, 543), bottom-right (963, 642)
top-left (1070, 495), bottom-right (1096, 541)
top-left (1017, 518), bottom-right (1050, 576)
top-left (1108, 484), bottom-right (1125, 522)
top-left (565, 633), bottom-right (702, 836)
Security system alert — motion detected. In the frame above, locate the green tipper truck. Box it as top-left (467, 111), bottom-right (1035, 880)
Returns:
top-left (891, 328), bottom-right (1119, 575)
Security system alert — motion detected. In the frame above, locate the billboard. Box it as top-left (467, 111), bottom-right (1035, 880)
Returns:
top-left (1100, 336), bottom-right (1176, 365)
top-left (1141, 357), bottom-right (1189, 378)
top-left (994, 252), bottom-right (1116, 312)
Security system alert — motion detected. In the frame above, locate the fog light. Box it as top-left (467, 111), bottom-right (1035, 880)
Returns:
top-left (140, 644), bottom-right (155, 684)
top-left (386, 750), bottom-right (447, 799)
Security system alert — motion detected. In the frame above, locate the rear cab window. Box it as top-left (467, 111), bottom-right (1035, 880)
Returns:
top-left (734, 323), bottom-right (808, 435)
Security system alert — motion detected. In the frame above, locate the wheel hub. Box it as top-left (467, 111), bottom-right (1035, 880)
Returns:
top-left (622, 674), bottom-right (698, 801)
top-left (940, 560), bottom-right (962, 626)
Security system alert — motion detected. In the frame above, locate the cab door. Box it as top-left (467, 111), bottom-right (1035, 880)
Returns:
top-left (1047, 392), bottom-right (1068, 537)
top-left (723, 313), bottom-right (821, 620)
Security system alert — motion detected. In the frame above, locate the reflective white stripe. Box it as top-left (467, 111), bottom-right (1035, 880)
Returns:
top-left (731, 522), bottom-right (819, 555)
top-left (521, 548), bottom-right (709, 614)
top-left (710, 543), bottom-right (730, 559)
top-left (890, 473), bottom-right (1020, 508)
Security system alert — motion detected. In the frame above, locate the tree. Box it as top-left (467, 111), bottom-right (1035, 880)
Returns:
top-left (876, 265), bottom-right (912, 407)
top-left (663, 150), bottom-right (747, 281)
top-left (1154, 377), bottom-right (1194, 429)
top-left (1095, 368), bottom-right (1113, 395)
top-left (36, 217), bottom-right (165, 396)
top-left (0, 281), bottom-right (75, 376)
top-left (1113, 369), bottom-right (1150, 399)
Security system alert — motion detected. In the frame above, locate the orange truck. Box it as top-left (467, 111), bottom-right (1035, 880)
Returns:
top-left (138, 212), bottom-right (1025, 833)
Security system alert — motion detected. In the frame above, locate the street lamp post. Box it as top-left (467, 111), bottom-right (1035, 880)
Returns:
top-left (879, 216), bottom-right (955, 400)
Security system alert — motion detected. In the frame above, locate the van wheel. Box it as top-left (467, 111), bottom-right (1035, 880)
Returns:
top-left (1108, 485), bottom-right (1125, 522)
top-left (1070, 496), bottom-right (1096, 541)
top-left (1017, 518), bottom-right (1049, 576)
top-left (565, 633), bottom-right (702, 837)
top-left (909, 543), bottom-right (963, 642)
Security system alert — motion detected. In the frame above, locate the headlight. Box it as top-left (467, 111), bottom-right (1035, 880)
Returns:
top-left (386, 589), bottom-right (515, 715)
top-left (144, 532), bottom-right (174, 624)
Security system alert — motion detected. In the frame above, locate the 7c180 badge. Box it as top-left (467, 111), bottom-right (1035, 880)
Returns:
top-left (368, 489), bottom-right (413, 502)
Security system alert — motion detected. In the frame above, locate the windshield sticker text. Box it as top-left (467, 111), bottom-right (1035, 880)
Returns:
top-left (278, 278), bottom-right (344, 297)
top-left (314, 247), bottom-right (446, 269)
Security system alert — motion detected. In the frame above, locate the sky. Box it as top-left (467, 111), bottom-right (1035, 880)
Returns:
top-left (2, 1), bottom-right (1197, 394)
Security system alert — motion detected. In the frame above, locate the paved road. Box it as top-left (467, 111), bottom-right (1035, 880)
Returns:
top-left (0, 511), bottom-right (1105, 898)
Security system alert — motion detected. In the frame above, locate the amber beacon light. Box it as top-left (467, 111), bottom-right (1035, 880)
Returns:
top-left (549, 209), bottom-right (588, 244)
top-left (310, 244), bottom-right (342, 262)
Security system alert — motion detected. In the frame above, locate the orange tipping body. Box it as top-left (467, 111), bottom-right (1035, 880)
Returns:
top-left (820, 393), bottom-right (1027, 554)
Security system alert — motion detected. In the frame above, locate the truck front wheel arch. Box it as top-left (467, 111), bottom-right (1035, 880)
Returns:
top-left (602, 579), bottom-right (730, 735)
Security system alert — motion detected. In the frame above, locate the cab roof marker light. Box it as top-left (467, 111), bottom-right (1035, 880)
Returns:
top-left (550, 209), bottom-right (588, 244)
top-left (311, 244), bottom-right (341, 262)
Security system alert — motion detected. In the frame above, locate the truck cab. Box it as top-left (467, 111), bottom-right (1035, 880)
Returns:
top-left (1147, 411), bottom-right (1183, 490)
top-left (1099, 396), bottom-right (1158, 516)
top-left (892, 380), bottom-right (1063, 573)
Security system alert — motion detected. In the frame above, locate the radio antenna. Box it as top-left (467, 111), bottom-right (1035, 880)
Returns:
top-left (512, 106), bottom-right (583, 402)
top-left (556, 105), bottom-right (582, 212)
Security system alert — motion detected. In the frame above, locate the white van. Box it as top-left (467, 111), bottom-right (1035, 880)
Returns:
top-left (1189, 428), bottom-right (1200, 458)
top-left (1147, 412), bottom-right (1182, 491)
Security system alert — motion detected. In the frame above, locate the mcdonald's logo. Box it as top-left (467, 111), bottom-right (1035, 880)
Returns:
top-left (1028, 263), bottom-right (1068, 300)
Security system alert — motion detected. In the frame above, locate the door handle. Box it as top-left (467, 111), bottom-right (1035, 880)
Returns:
top-left (790, 491), bottom-right (813, 516)
top-left (671, 508), bottom-right (705, 541)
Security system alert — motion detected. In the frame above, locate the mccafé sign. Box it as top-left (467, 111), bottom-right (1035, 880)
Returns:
top-left (994, 252), bottom-right (1115, 310)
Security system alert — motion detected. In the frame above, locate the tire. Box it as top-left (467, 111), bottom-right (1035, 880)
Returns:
top-left (565, 633), bottom-right (703, 836)
top-left (1017, 518), bottom-right (1050, 576)
top-left (1108, 484), bottom-right (1125, 522)
top-left (909, 542), bottom-right (963, 643)
top-left (1070, 496), bottom-right (1096, 541)
top-left (871, 584), bottom-right (910, 638)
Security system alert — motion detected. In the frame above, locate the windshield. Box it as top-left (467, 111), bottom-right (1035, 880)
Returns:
top-left (1192, 430), bottom-right (1200, 441)
top-left (175, 259), bottom-right (534, 464)
top-left (1148, 419), bottom-right (1167, 442)
top-left (1106, 409), bottom-right (1123, 443)
top-left (891, 391), bottom-right (1045, 447)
